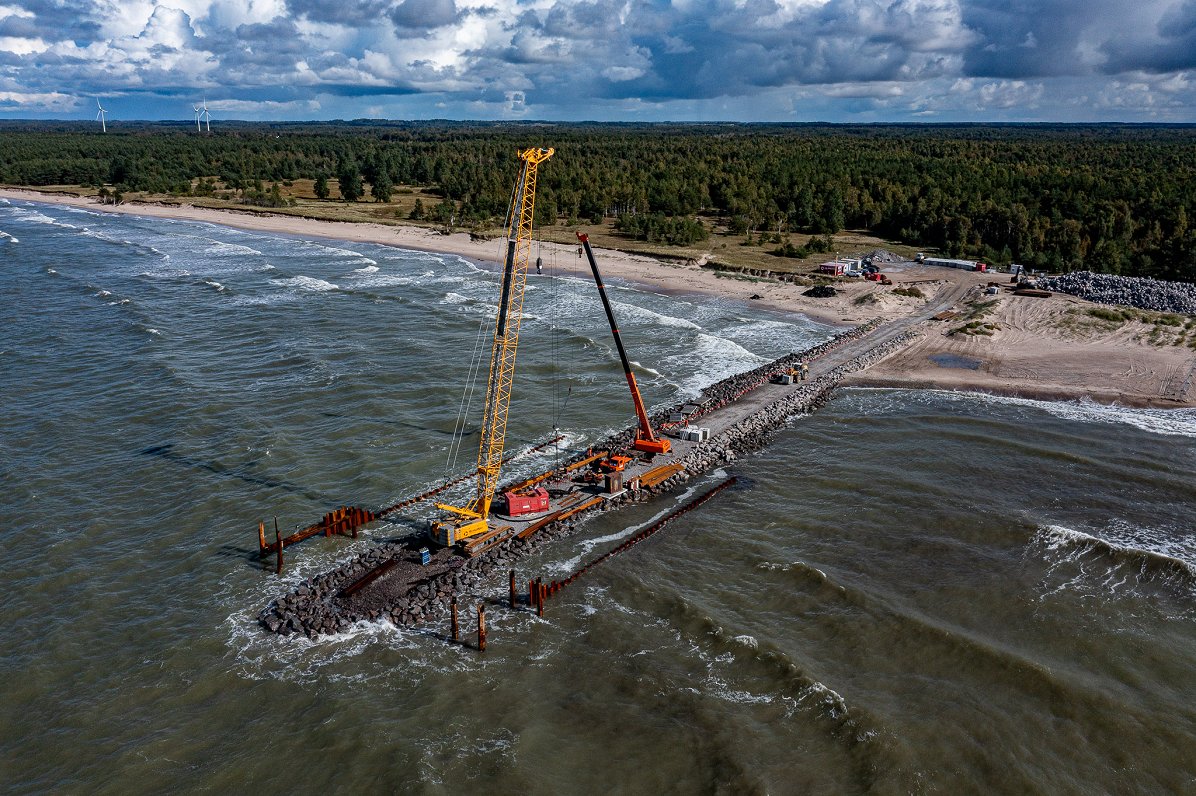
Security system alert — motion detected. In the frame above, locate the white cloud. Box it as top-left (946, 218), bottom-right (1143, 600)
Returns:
top-left (0, 35), bottom-right (45, 55)
top-left (0, 0), bottom-right (1192, 120)
top-left (0, 90), bottom-right (78, 111)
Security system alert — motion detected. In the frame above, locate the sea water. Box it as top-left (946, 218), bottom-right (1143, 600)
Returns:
top-left (2, 199), bottom-right (1195, 794)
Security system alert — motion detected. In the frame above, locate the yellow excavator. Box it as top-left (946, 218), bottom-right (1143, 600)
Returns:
top-left (429, 147), bottom-right (553, 546)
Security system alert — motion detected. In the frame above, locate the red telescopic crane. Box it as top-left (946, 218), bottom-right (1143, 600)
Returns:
top-left (577, 232), bottom-right (671, 456)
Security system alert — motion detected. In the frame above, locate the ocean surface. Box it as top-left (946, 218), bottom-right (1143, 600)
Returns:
top-left (2, 199), bottom-right (1195, 794)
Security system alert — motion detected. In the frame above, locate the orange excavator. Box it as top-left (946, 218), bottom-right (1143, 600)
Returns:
top-left (577, 232), bottom-right (671, 458)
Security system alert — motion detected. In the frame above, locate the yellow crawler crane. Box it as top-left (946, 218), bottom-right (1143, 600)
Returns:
top-left (430, 146), bottom-right (554, 546)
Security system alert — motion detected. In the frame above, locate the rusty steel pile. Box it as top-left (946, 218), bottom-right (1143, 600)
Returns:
top-left (257, 321), bottom-right (917, 641)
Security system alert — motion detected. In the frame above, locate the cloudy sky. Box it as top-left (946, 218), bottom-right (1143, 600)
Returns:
top-left (1, 0), bottom-right (1195, 122)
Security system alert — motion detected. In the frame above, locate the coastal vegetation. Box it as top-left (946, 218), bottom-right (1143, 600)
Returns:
top-left (1, 121), bottom-right (1193, 281)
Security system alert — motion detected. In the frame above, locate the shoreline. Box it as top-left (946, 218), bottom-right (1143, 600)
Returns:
top-left (838, 377), bottom-right (1193, 410)
top-left (0, 186), bottom-right (854, 327)
top-left (4, 186), bottom-right (1192, 410)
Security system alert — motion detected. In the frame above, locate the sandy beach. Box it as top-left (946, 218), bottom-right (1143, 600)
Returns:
top-left (0, 187), bottom-right (863, 326)
top-left (4, 187), bottom-right (1193, 408)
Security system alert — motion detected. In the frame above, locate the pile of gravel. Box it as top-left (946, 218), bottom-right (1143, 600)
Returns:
top-left (1037, 271), bottom-right (1196, 315)
top-left (804, 285), bottom-right (838, 298)
top-left (861, 249), bottom-right (908, 264)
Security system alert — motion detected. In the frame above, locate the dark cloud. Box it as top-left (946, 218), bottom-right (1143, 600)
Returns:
top-left (390, 0), bottom-right (460, 30)
top-left (5, 0), bottom-right (103, 43)
top-left (960, 0), bottom-right (1099, 78)
top-left (285, 0), bottom-right (396, 25)
top-left (0, 15), bottom-right (42, 38)
top-left (1100, 0), bottom-right (1196, 73)
top-left (210, 18), bottom-right (309, 71)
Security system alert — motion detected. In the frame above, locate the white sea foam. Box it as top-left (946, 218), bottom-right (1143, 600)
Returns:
top-left (670, 332), bottom-right (767, 396)
top-left (1038, 521), bottom-right (1196, 575)
top-left (204, 279), bottom-right (227, 292)
top-left (12, 207), bottom-right (75, 228)
top-left (352, 264), bottom-right (380, 274)
top-left (937, 391), bottom-right (1196, 438)
top-left (274, 275), bottom-right (338, 292)
top-left (1032, 521), bottom-right (1196, 611)
top-left (722, 317), bottom-right (823, 352)
top-left (628, 359), bottom-right (664, 378)
top-left (611, 298), bottom-right (701, 329)
top-left (0, 230), bottom-right (17, 243)
top-left (304, 241), bottom-right (367, 258)
top-left (208, 240), bottom-right (263, 256)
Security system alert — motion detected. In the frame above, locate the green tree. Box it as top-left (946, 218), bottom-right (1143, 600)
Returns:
top-left (370, 170), bottom-right (392, 203)
top-left (337, 157), bottom-right (362, 202)
top-left (313, 173), bottom-right (329, 200)
top-left (409, 198), bottom-right (426, 220)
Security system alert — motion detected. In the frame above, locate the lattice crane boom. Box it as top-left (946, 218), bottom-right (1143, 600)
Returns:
top-left (431, 146), bottom-right (553, 546)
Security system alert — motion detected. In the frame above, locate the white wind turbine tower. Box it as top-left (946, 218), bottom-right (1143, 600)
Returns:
top-left (96, 98), bottom-right (108, 133)
top-left (199, 97), bottom-right (212, 132)
top-left (193, 103), bottom-right (202, 131)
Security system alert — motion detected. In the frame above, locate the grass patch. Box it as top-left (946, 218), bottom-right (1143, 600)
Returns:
top-left (891, 286), bottom-right (924, 299)
top-left (961, 298), bottom-right (998, 322)
top-left (949, 321), bottom-right (1001, 336)
top-left (1087, 307), bottom-right (1135, 323)
top-left (713, 271), bottom-right (771, 283)
top-left (853, 293), bottom-right (880, 305)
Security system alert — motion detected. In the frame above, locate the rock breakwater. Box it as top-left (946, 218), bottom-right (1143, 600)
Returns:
top-left (257, 321), bottom-right (918, 640)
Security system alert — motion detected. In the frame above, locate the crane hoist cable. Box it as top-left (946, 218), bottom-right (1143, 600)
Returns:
top-left (429, 146), bottom-right (554, 546)
top-left (444, 313), bottom-right (490, 480)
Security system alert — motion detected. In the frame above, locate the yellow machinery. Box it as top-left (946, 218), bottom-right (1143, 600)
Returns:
top-left (430, 147), bottom-right (554, 546)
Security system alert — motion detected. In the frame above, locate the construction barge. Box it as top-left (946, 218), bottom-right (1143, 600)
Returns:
top-left (255, 146), bottom-right (928, 640)
top-left (257, 321), bottom-right (920, 639)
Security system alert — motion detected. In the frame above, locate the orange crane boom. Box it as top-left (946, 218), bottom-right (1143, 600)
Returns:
top-left (577, 233), bottom-right (671, 456)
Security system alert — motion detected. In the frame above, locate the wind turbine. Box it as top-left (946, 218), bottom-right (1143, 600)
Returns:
top-left (199, 97), bottom-right (212, 132)
top-left (96, 98), bottom-right (108, 133)
top-left (193, 103), bottom-right (201, 131)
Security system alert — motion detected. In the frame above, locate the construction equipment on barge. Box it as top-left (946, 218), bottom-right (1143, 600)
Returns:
top-left (429, 146), bottom-right (554, 546)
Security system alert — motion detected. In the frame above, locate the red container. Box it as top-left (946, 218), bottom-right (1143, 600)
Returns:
top-left (504, 487), bottom-right (550, 516)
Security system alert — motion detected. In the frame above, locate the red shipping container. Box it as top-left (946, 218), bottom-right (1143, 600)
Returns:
top-left (504, 487), bottom-right (550, 516)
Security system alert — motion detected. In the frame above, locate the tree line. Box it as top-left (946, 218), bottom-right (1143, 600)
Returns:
top-left (0, 120), bottom-right (1193, 281)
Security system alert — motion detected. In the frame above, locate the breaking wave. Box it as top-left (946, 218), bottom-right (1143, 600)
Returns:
top-left (274, 275), bottom-right (338, 292)
top-left (1031, 522), bottom-right (1196, 604)
top-left (932, 391), bottom-right (1196, 438)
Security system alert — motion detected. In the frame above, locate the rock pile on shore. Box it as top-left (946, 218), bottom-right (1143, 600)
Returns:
top-left (1037, 271), bottom-right (1196, 315)
top-left (862, 249), bottom-right (909, 264)
top-left (257, 320), bottom-right (914, 640)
